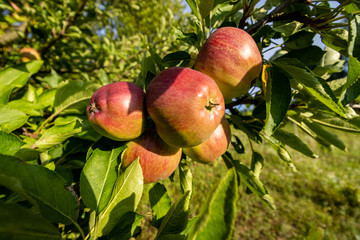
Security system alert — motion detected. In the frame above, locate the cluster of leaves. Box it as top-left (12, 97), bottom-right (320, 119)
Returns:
top-left (0, 0), bottom-right (360, 239)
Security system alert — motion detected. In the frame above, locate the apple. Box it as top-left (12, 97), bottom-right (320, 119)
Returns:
top-left (146, 67), bottom-right (225, 148)
top-left (20, 47), bottom-right (41, 62)
top-left (87, 82), bottom-right (146, 141)
top-left (194, 27), bottom-right (262, 101)
top-left (121, 129), bottom-right (182, 184)
top-left (183, 117), bottom-right (231, 164)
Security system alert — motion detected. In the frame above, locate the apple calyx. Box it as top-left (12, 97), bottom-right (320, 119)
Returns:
top-left (88, 102), bottom-right (99, 115)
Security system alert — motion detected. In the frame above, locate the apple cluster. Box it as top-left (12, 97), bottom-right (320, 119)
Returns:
top-left (87, 27), bottom-right (262, 183)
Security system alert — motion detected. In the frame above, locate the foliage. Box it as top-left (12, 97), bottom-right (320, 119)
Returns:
top-left (0, 0), bottom-right (360, 239)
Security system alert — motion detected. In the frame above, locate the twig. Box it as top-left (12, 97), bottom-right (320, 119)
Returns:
top-left (246, 0), bottom-right (301, 34)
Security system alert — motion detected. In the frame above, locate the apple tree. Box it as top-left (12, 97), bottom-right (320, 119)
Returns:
top-left (0, 0), bottom-right (360, 239)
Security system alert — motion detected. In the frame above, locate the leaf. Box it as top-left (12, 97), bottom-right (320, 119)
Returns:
top-left (0, 104), bottom-right (29, 133)
top-left (0, 131), bottom-right (25, 156)
top-left (281, 46), bottom-right (326, 68)
top-left (284, 31), bottom-right (316, 50)
top-left (161, 51), bottom-right (191, 67)
top-left (230, 115), bottom-right (262, 143)
top-left (80, 138), bottom-right (127, 214)
top-left (312, 113), bottom-right (360, 133)
top-left (320, 28), bottom-right (348, 56)
top-left (96, 158), bottom-right (143, 237)
top-left (32, 120), bottom-right (83, 151)
top-left (223, 152), bottom-right (276, 209)
top-left (263, 65), bottom-right (291, 136)
top-left (179, 160), bottom-right (193, 198)
top-left (0, 155), bottom-right (79, 224)
top-left (264, 134), bottom-right (293, 165)
top-left (0, 202), bottom-right (61, 240)
top-left (108, 211), bottom-right (144, 240)
top-left (173, 27), bottom-right (198, 46)
top-left (273, 58), bottom-right (349, 118)
top-left (250, 152), bottom-right (264, 178)
top-left (155, 191), bottom-right (191, 239)
top-left (273, 21), bottom-right (303, 37)
top-left (149, 183), bottom-right (172, 228)
top-left (187, 168), bottom-right (238, 240)
top-left (349, 15), bottom-right (360, 59)
top-left (42, 69), bottom-right (61, 88)
top-left (53, 80), bottom-right (101, 115)
top-left (6, 99), bottom-right (44, 116)
top-left (274, 128), bottom-right (318, 158)
top-left (0, 60), bottom-right (43, 104)
top-left (340, 56), bottom-right (360, 105)
top-left (302, 118), bottom-right (346, 151)
top-left (231, 135), bottom-right (245, 154)
top-left (198, 0), bottom-right (214, 19)
top-left (186, 0), bottom-right (201, 20)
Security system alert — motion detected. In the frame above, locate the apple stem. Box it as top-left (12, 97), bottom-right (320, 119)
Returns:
top-left (205, 101), bottom-right (219, 111)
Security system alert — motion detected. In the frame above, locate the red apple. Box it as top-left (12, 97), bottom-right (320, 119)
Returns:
top-left (146, 67), bottom-right (225, 148)
top-left (195, 27), bottom-right (262, 101)
top-left (20, 47), bottom-right (41, 62)
top-left (183, 117), bottom-right (231, 164)
top-left (122, 129), bottom-right (182, 184)
top-left (87, 82), bottom-right (146, 141)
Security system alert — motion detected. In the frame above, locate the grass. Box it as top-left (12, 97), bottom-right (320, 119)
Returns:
top-left (136, 124), bottom-right (360, 239)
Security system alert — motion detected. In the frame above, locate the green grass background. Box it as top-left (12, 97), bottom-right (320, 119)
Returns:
top-left (137, 124), bottom-right (360, 239)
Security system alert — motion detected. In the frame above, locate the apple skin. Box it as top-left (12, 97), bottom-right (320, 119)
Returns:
top-left (87, 82), bottom-right (146, 141)
top-left (194, 27), bottom-right (262, 101)
top-left (146, 67), bottom-right (225, 148)
top-left (183, 117), bottom-right (231, 164)
top-left (122, 129), bottom-right (182, 184)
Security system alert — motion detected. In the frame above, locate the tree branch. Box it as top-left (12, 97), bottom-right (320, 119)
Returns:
top-left (246, 0), bottom-right (302, 34)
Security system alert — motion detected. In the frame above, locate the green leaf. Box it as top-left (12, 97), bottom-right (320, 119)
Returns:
top-left (186, 0), bottom-right (201, 20)
top-left (0, 202), bottom-right (61, 240)
top-left (273, 58), bottom-right (349, 118)
top-left (273, 21), bottom-right (303, 37)
top-left (263, 134), bottom-right (293, 165)
top-left (320, 28), bottom-right (348, 56)
top-left (302, 118), bottom-right (347, 151)
top-left (6, 99), bottom-right (44, 116)
top-left (155, 191), bottom-right (191, 239)
top-left (340, 56), bottom-right (360, 105)
top-left (161, 51), bottom-right (191, 67)
top-left (349, 15), bottom-right (360, 58)
top-left (250, 152), bottom-right (264, 178)
top-left (179, 160), bottom-right (193, 198)
top-left (0, 60), bottom-right (43, 104)
top-left (0, 155), bottom-right (79, 224)
top-left (0, 131), bottom-right (25, 156)
top-left (108, 211), bottom-right (144, 240)
top-left (96, 158), bottom-right (143, 237)
top-left (284, 31), bottom-right (316, 50)
top-left (263, 66), bottom-right (291, 136)
top-left (0, 104), bottom-right (29, 133)
top-left (198, 0), bottom-right (214, 19)
top-left (230, 115), bottom-right (262, 143)
top-left (42, 69), bottom-right (61, 88)
top-left (187, 168), bottom-right (238, 240)
top-left (274, 128), bottom-right (318, 158)
top-left (173, 27), bottom-right (198, 46)
top-left (80, 138), bottom-right (127, 214)
top-left (223, 152), bottom-right (276, 209)
top-left (281, 46), bottom-right (326, 68)
top-left (32, 120), bottom-right (83, 151)
top-left (149, 183), bottom-right (172, 228)
top-left (312, 113), bottom-right (360, 133)
top-left (54, 80), bottom-right (101, 115)
top-left (231, 135), bottom-right (245, 154)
